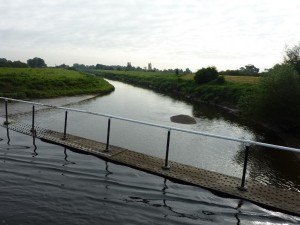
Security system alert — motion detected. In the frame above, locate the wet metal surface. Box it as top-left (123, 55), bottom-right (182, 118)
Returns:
top-left (1, 119), bottom-right (300, 216)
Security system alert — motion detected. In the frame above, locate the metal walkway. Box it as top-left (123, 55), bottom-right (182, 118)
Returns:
top-left (1, 120), bottom-right (300, 216)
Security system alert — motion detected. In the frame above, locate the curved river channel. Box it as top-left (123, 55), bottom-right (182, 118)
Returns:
top-left (1, 79), bottom-right (300, 224)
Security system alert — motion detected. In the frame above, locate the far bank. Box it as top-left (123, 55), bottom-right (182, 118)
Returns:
top-left (90, 69), bottom-right (256, 114)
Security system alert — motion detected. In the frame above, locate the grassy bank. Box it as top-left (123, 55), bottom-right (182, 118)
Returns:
top-left (92, 70), bottom-right (256, 110)
top-left (0, 68), bottom-right (114, 99)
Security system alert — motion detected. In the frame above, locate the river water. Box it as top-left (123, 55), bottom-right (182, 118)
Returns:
top-left (1, 79), bottom-right (300, 224)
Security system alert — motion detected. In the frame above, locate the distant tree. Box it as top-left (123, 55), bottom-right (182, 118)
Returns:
top-left (126, 62), bottom-right (134, 71)
top-left (239, 64), bottom-right (259, 75)
top-left (27, 57), bottom-right (47, 68)
top-left (136, 66), bottom-right (143, 71)
top-left (73, 63), bottom-right (88, 69)
top-left (194, 66), bottom-right (218, 84)
top-left (12, 60), bottom-right (27, 68)
top-left (219, 69), bottom-right (241, 76)
top-left (0, 58), bottom-right (27, 68)
top-left (96, 64), bottom-right (114, 70)
top-left (56, 64), bottom-right (69, 69)
top-left (0, 58), bottom-right (11, 67)
top-left (284, 43), bottom-right (300, 74)
top-left (184, 68), bottom-right (192, 74)
top-left (220, 65), bottom-right (259, 76)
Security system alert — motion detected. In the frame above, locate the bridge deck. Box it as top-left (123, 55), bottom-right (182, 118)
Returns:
top-left (1, 120), bottom-right (300, 216)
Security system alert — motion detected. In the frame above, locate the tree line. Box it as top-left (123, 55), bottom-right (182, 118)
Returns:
top-left (219, 64), bottom-right (260, 76)
top-left (74, 63), bottom-right (192, 75)
top-left (0, 58), bottom-right (192, 74)
top-left (0, 57), bottom-right (47, 68)
top-left (0, 58), bottom-right (27, 68)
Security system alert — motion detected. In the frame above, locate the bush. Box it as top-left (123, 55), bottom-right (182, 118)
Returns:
top-left (240, 64), bottom-right (300, 130)
top-left (194, 66), bottom-right (218, 84)
top-left (215, 75), bottom-right (225, 84)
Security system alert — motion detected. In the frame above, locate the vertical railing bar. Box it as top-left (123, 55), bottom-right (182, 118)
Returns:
top-left (162, 129), bottom-right (171, 170)
top-left (104, 117), bottom-right (111, 152)
top-left (238, 144), bottom-right (250, 191)
top-left (63, 110), bottom-right (68, 139)
top-left (4, 99), bottom-right (8, 125)
top-left (31, 105), bottom-right (35, 136)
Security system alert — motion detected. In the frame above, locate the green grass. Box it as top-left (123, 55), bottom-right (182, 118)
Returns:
top-left (223, 75), bottom-right (259, 84)
top-left (182, 73), bottom-right (260, 84)
top-left (92, 70), bottom-right (256, 108)
top-left (0, 68), bottom-right (114, 99)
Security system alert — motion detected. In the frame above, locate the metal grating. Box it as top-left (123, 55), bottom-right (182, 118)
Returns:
top-left (1, 120), bottom-right (300, 216)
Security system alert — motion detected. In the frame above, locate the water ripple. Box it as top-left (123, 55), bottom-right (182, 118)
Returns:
top-left (1, 124), bottom-right (300, 224)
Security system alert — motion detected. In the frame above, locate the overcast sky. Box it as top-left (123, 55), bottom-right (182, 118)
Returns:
top-left (1, 0), bottom-right (299, 71)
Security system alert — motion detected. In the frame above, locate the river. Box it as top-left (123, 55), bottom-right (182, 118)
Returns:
top-left (1, 79), bottom-right (300, 224)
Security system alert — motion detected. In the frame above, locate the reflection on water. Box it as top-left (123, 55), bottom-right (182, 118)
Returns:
top-left (235, 145), bottom-right (300, 192)
top-left (62, 147), bottom-right (75, 166)
top-left (1, 126), bottom-right (300, 224)
top-left (32, 136), bottom-right (38, 157)
top-left (6, 127), bottom-right (10, 145)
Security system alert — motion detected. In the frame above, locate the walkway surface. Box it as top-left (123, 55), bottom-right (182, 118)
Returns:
top-left (1, 118), bottom-right (300, 216)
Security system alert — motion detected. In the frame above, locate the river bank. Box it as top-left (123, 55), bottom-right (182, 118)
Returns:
top-left (0, 68), bottom-right (114, 99)
top-left (89, 70), bottom-right (300, 150)
top-left (90, 70), bottom-right (254, 114)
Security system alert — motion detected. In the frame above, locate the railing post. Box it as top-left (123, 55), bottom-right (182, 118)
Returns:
top-left (238, 144), bottom-right (250, 191)
top-left (162, 129), bottom-right (171, 170)
top-left (30, 105), bottom-right (36, 136)
top-left (104, 117), bottom-right (111, 152)
top-left (4, 99), bottom-right (8, 126)
top-left (63, 110), bottom-right (68, 139)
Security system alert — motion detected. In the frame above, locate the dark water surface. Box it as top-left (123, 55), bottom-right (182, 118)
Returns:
top-left (1, 128), bottom-right (300, 224)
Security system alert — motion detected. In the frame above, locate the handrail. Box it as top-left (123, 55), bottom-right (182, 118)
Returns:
top-left (1, 96), bottom-right (300, 190)
top-left (1, 97), bottom-right (300, 153)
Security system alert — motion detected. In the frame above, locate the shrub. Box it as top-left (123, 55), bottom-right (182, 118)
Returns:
top-left (215, 75), bottom-right (225, 84)
top-left (194, 66), bottom-right (218, 84)
top-left (240, 64), bottom-right (300, 130)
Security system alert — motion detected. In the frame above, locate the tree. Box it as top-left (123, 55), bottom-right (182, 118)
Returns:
top-left (239, 64), bottom-right (259, 75)
top-left (184, 68), bottom-right (192, 74)
top-left (0, 58), bottom-right (11, 67)
top-left (284, 43), bottom-right (300, 74)
top-left (220, 64), bottom-right (259, 76)
top-left (12, 60), bottom-right (27, 68)
top-left (194, 66), bottom-right (218, 84)
top-left (0, 58), bottom-right (27, 68)
top-left (240, 64), bottom-right (300, 130)
top-left (27, 57), bottom-right (47, 68)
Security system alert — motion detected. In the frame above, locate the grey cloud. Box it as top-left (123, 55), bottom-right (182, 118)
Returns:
top-left (1, 0), bottom-right (299, 69)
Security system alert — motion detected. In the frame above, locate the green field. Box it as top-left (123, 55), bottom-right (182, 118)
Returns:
top-left (0, 68), bottom-right (114, 99)
top-left (182, 73), bottom-right (260, 84)
top-left (92, 70), bottom-right (256, 109)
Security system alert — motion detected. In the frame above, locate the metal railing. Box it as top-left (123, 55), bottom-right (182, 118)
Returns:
top-left (1, 97), bottom-right (300, 191)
